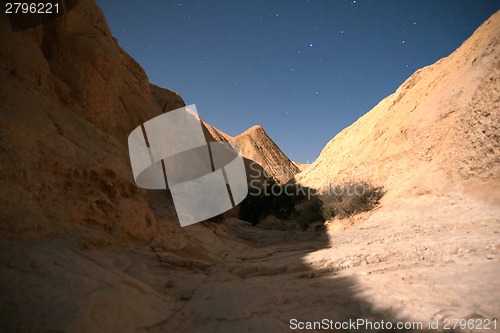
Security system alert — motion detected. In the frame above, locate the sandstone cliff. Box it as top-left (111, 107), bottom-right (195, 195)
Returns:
top-left (229, 125), bottom-right (300, 183)
top-left (0, 0), bottom-right (189, 241)
top-left (200, 120), bottom-right (300, 183)
top-left (297, 12), bottom-right (500, 202)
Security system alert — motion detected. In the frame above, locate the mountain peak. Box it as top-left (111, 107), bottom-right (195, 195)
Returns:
top-left (232, 124), bottom-right (299, 183)
top-left (245, 124), bottom-right (265, 134)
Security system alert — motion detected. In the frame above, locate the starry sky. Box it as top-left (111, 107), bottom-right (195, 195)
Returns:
top-left (98, 1), bottom-right (499, 163)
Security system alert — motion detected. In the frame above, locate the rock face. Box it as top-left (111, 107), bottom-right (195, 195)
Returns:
top-left (229, 125), bottom-right (300, 183)
top-left (200, 120), bottom-right (300, 183)
top-left (0, 0), bottom-right (293, 242)
top-left (297, 11), bottom-right (500, 201)
top-left (0, 0), bottom-right (187, 241)
top-left (0, 1), bottom-right (191, 329)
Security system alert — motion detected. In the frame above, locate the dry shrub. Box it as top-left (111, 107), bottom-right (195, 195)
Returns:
top-left (320, 182), bottom-right (384, 219)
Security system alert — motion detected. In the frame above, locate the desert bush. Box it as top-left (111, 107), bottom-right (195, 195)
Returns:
top-left (295, 196), bottom-right (324, 230)
top-left (320, 182), bottom-right (384, 219)
top-left (238, 179), bottom-right (297, 225)
top-left (238, 186), bottom-right (268, 225)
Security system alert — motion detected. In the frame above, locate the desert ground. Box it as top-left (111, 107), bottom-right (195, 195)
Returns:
top-left (2, 191), bottom-right (498, 332)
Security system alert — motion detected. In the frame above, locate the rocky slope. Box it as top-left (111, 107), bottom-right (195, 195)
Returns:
top-left (0, 0), bottom-right (184, 241)
top-left (290, 11), bottom-right (499, 330)
top-left (229, 125), bottom-right (300, 183)
top-left (297, 11), bottom-right (500, 202)
top-left (200, 120), bottom-right (300, 183)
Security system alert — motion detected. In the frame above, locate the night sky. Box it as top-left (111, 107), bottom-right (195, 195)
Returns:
top-left (98, 1), bottom-right (499, 163)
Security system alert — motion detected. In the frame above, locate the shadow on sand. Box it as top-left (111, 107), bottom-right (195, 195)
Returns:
top-left (145, 188), bottom-right (437, 333)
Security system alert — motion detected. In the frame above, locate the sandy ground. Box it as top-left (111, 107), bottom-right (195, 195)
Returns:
top-left (2, 192), bottom-right (498, 332)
